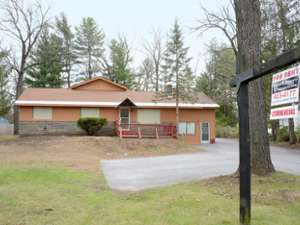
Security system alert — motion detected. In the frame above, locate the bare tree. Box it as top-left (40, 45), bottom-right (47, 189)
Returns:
top-left (137, 57), bottom-right (155, 91)
top-left (195, 2), bottom-right (238, 55)
top-left (143, 31), bottom-right (164, 92)
top-left (0, 0), bottom-right (50, 134)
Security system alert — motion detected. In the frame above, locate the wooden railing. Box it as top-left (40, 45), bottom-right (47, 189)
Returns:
top-left (115, 121), bottom-right (176, 139)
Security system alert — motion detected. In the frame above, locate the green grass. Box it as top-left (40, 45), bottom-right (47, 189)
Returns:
top-left (0, 164), bottom-right (299, 225)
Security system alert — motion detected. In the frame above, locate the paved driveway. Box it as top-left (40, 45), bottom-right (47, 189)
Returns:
top-left (101, 139), bottom-right (300, 191)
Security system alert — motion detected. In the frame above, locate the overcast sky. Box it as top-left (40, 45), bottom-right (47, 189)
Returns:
top-left (3, 0), bottom-right (232, 74)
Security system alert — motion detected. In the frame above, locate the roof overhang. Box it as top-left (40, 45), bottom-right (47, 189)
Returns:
top-left (15, 100), bottom-right (220, 108)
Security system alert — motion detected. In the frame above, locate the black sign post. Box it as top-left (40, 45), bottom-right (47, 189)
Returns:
top-left (230, 47), bottom-right (300, 225)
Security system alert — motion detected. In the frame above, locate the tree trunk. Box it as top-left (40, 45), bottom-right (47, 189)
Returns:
top-left (288, 118), bottom-right (297, 144)
top-left (14, 71), bottom-right (24, 135)
top-left (67, 70), bottom-right (71, 88)
top-left (155, 69), bottom-right (159, 92)
top-left (271, 120), bottom-right (279, 141)
top-left (235, 0), bottom-right (275, 175)
top-left (175, 72), bottom-right (179, 138)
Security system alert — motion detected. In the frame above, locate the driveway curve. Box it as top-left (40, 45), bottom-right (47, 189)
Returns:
top-left (101, 138), bottom-right (300, 191)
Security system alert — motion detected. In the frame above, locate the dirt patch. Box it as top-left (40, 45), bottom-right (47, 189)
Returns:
top-left (0, 136), bottom-right (201, 173)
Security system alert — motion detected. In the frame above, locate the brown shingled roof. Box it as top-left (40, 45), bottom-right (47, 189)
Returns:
top-left (16, 88), bottom-right (218, 108)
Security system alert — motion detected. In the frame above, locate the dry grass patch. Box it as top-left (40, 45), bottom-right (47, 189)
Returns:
top-left (0, 135), bottom-right (201, 173)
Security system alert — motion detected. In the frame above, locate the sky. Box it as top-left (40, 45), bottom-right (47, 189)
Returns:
top-left (2, 0), bottom-right (231, 74)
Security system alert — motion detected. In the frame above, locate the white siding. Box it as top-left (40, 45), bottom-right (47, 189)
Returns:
top-left (137, 109), bottom-right (161, 124)
top-left (81, 108), bottom-right (100, 118)
top-left (33, 107), bottom-right (52, 120)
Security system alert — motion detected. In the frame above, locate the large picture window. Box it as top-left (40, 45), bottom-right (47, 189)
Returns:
top-left (33, 107), bottom-right (53, 120)
top-left (178, 122), bottom-right (196, 135)
top-left (81, 108), bottom-right (100, 118)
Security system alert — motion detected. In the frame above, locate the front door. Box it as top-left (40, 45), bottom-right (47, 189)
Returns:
top-left (119, 108), bottom-right (130, 129)
top-left (201, 122), bottom-right (210, 143)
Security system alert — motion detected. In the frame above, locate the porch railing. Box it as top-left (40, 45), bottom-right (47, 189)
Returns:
top-left (115, 121), bottom-right (176, 139)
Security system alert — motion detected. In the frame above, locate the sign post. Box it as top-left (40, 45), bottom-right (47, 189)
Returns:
top-left (230, 46), bottom-right (300, 225)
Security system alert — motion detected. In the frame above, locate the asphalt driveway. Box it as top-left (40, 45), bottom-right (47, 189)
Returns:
top-left (101, 138), bottom-right (300, 191)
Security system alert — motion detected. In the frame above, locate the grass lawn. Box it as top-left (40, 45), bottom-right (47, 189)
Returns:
top-left (0, 163), bottom-right (299, 225)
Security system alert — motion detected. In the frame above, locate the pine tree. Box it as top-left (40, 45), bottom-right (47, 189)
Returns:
top-left (75, 17), bottom-right (105, 80)
top-left (101, 36), bottom-right (135, 88)
top-left (26, 26), bottom-right (65, 88)
top-left (55, 13), bottom-right (76, 87)
top-left (161, 20), bottom-right (193, 137)
top-left (0, 50), bottom-right (11, 117)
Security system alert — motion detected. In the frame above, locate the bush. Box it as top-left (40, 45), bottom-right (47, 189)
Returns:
top-left (277, 126), bottom-right (289, 142)
top-left (216, 125), bottom-right (239, 138)
top-left (77, 117), bottom-right (107, 136)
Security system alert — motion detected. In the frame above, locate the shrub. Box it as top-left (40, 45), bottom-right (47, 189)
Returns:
top-left (277, 126), bottom-right (289, 142)
top-left (216, 125), bottom-right (239, 138)
top-left (77, 117), bottom-right (107, 136)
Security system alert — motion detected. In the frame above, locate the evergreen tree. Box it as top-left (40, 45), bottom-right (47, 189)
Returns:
top-left (75, 17), bottom-right (105, 80)
top-left (26, 26), bottom-right (65, 88)
top-left (0, 50), bottom-right (11, 117)
top-left (101, 36), bottom-right (135, 88)
top-left (56, 13), bottom-right (76, 87)
top-left (161, 20), bottom-right (193, 136)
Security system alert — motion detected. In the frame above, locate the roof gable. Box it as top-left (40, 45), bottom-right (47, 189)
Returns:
top-left (71, 77), bottom-right (127, 91)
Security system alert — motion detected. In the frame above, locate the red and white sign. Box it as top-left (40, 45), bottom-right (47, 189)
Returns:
top-left (270, 105), bottom-right (298, 120)
top-left (271, 64), bottom-right (300, 106)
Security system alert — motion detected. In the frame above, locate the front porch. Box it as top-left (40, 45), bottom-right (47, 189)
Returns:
top-left (115, 122), bottom-right (177, 139)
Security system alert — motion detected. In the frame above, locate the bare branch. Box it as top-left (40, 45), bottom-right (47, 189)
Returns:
top-left (194, 3), bottom-right (238, 55)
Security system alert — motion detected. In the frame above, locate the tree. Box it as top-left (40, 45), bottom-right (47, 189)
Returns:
top-left (195, 1), bottom-right (274, 175)
top-left (196, 40), bottom-right (237, 126)
top-left (0, 0), bottom-right (49, 134)
top-left (195, 2), bottom-right (237, 55)
top-left (75, 17), bottom-right (105, 80)
top-left (234, 0), bottom-right (275, 175)
top-left (101, 36), bottom-right (135, 88)
top-left (55, 13), bottom-right (76, 87)
top-left (0, 49), bottom-right (11, 117)
top-left (25, 26), bottom-right (64, 88)
top-left (143, 31), bottom-right (164, 92)
top-left (161, 20), bottom-right (193, 137)
top-left (137, 57), bottom-right (155, 91)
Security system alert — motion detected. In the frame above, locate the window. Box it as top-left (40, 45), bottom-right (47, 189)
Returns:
top-left (137, 109), bottom-right (160, 124)
top-left (81, 108), bottom-right (100, 118)
top-left (187, 123), bottom-right (195, 135)
top-left (33, 107), bottom-right (52, 120)
top-left (178, 122), bottom-right (195, 135)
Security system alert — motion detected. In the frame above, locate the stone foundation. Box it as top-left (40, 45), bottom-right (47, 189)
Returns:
top-left (19, 121), bottom-right (116, 136)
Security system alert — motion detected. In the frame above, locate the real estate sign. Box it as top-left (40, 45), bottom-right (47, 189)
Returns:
top-left (271, 64), bottom-right (300, 107)
top-left (270, 105), bottom-right (298, 120)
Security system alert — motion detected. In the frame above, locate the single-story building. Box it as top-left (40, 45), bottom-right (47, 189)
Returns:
top-left (15, 77), bottom-right (219, 144)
